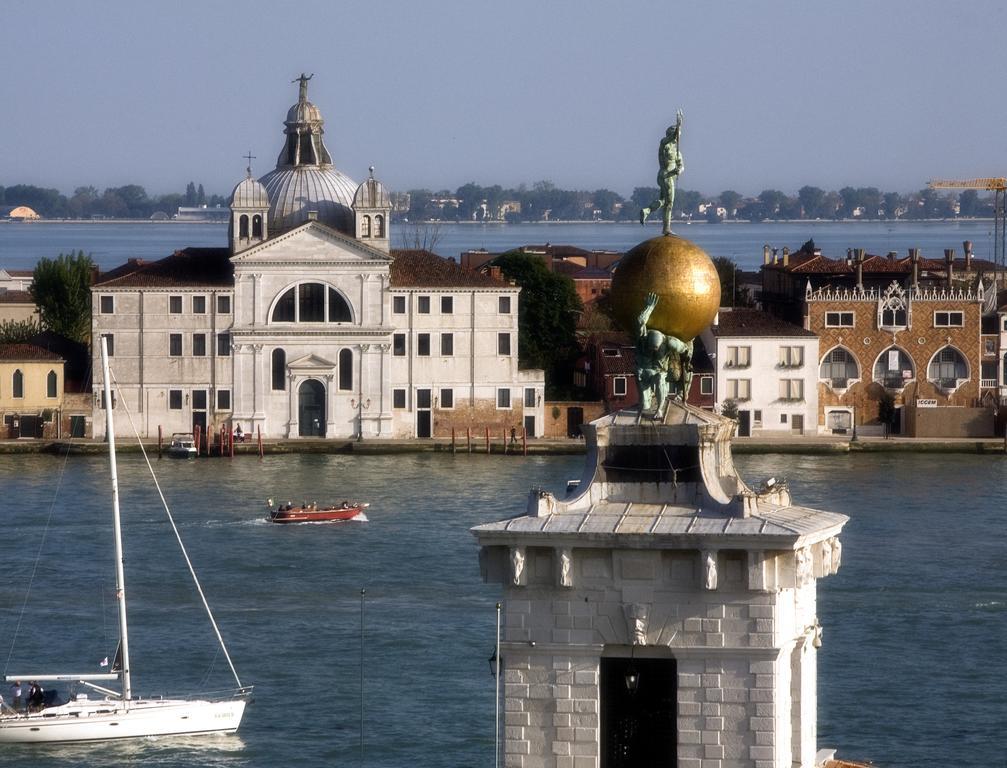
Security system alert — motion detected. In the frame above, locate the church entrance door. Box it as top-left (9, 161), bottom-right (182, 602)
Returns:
top-left (298, 379), bottom-right (326, 437)
top-left (600, 655), bottom-right (677, 767)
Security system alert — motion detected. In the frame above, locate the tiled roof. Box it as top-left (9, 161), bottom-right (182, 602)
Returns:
top-left (0, 343), bottom-right (63, 362)
top-left (713, 308), bottom-right (816, 338)
top-left (763, 251), bottom-right (997, 276)
top-left (0, 289), bottom-right (33, 303)
top-left (389, 249), bottom-right (509, 288)
top-left (94, 248), bottom-right (233, 288)
top-left (571, 266), bottom-right (613, 279)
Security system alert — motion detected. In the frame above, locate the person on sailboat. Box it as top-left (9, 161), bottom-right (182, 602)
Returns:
top-left (27, 682), bottom-right (44, 712)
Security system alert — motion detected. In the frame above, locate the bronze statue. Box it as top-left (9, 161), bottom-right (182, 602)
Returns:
top-left (639, 110), bottom-right (684, 235)
top-left (635, 291), bottom-right (693, 412)
top-left (293, 72), bottom-right (314, 101)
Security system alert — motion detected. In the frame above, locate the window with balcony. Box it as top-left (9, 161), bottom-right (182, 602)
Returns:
top-left (928, 346), bottom-right (968, 391)
top-left (820, 347), bottom-right (860, 389)
top-left (873, 346), bottom-right (914, 389)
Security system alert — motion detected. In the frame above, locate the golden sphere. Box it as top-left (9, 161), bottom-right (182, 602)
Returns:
top-left (610, 235), bottom-right (721, 342)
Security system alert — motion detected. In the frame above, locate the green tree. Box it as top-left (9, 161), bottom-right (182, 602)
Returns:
top-left (197, 184), bottom-right (206, 205)
top-left (717, 190), bottom-right (742, 217)
top-left (185, 182), bottom-right (197, 206)
top-left (882, 191), bottom-right (903, 219)
top-left (0, 318), bottom-right (42, 343)
top-left (798, 186), bottom-right (826, 218)
top-left (720, 398), bottom-right (739, 420)
top-left (30, 251), bottom-right (95, 344)
top-left (674, 189), bottom-right (703, 217)
top-left (712, 256), bottom-right (754, 308)
top-left (958, 189), bottom-right (979, 217)
top-left (493, 251), bottom-right (582, 396)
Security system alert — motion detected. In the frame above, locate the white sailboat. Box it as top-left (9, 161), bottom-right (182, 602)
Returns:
top-left (0, 338), bottom-right (251, 743)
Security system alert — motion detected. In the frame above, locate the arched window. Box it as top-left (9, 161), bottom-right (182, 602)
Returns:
top-left (928, 346), bottom-right (968, 391)
top-left (47, 370), bottom-right (57, 398)
top-left (375, 214), bottom-right (385, 238)
top-left (878, 283), bottom-right (909, 328)
top-left (820, 347), bottom-right (860, 389)
top-left (873, 346), bottom-right (914, 389)
top-left (339, 349), bottom-right (353, 391)
top-left (271, 283), bottom-right (353, 324)
top-left (239, 214), bottom-right (249, 239)
top-left (361, 215), bottom-right (371, 238)
top-left (252, 214), bottom-right (263, 238)
top-left (12, 369), bottom-right (24, 398)
top-left (272, 348), bottom-right (286, 391)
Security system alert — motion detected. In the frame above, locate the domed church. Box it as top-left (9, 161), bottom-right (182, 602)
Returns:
top-left (91, 77), bottom-right (544, 440)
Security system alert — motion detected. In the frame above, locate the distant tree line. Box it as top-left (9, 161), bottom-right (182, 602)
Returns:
top-left (399, 182), bottom-right (998, 223)
top-left (0, 182), bottom-right (227, 219)
top-left (3, 178), bottom-right (996, 223)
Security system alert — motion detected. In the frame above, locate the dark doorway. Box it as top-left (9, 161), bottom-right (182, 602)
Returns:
top-left (70, 415), bottom-right (86, 438)
top-left (192, 389), bottom-right (207, 437)
top-left (600, 656), bottom-right (677, 768)
top-left (524, 415), bottom-right (536, 438)
top-left (19, 415), bottom-right (41, 438)
top-left (566, 407), bottom-right (584, 438)
top-left (298, 379), bottom-right (326, 437)
top-left (737, 410), bottom-right (751, 437)
top-left (416, 388), bottom-right (432, 438)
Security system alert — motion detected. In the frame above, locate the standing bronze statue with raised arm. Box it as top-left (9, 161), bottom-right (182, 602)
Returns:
top-left (639, 109), bottom-right (684, 235)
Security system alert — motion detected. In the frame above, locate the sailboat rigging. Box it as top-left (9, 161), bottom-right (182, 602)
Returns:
top-left (0, 337), bottom-right (251, 743)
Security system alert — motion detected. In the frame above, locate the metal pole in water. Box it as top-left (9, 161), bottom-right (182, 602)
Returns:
top-left (360, 587), bottom-right (365, 764)
top-left (495, 601), bottom-right (501, 768)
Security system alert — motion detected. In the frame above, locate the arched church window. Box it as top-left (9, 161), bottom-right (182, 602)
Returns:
top-left (47, 370), bottom-right (57, 398)
top-left (375, 215), bottom-right (385, 238)
top-left (239, 215), bottom-right (249, 239)
top-left (252, 214), bottom-right (262, 238)
top-left (13, 369), bottom-right (24, 398)
top-left (328, 288), bottom-right (351, 322)
top-left (873, 346), bottom-right (914, 390)
top-left (361, 215), bottom-right (371, 238)
top-left (339, 349), bottom-right (353, 391)
top-left (877, 283), bottom-right (909, 329)
top-left (299, 283), bottom-right (325, 322)
top-left (820, 347), bottom-right (859, 389)
top-left (928, 346), bottom-right (968, 391)
top-left (272, 283), bottom-right (353, 324)
top-left (272, 348), bottom-right (286, 391)
top-left (273, 288), bottom-right (296, 322)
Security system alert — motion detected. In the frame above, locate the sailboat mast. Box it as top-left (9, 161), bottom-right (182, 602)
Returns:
top-left (100, 337), bottom-right (132, 705)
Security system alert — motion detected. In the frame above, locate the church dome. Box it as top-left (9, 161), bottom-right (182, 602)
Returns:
top-left (259, 73), bottom-right (358, 235)
top-left (230, 174), bottom-right (269, 209)
top-left (259, 166), bottom-right (358, 233)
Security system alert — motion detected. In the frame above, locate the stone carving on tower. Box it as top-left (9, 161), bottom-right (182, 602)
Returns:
top-left (353, 167), bottom-right (392, 253)
top-left (229, 154), bottom-right (270, 255)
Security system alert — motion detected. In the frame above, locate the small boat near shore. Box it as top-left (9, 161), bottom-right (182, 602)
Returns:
top-left (267, 499), bottom-right (368, 524)
top-left (167, 433), bottom-right (197, 458)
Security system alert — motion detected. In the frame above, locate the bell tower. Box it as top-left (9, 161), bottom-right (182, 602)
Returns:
top-left (353, 167), bottom-right (391, 253)
top-left (229, 155), bottom-right (270, 255)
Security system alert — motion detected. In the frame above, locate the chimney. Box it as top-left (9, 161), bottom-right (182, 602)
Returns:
top-left (763, 244), bottom-right (771, 265)
top-left (782, 246), bottom-right (790, 267)
top-left (963, 240), bottom-right (973, 270)
top-left (909, 248), bottom-right (920, 288)
top-left (772, 248), bottom-right (779, 264)
top-left (944, 249), bottom-right (955, 287)
top-left (887, 251), bottom-right (897, 262)
top-left (489, 266), bottom-right (502, 281)
top-left (855, 248), bottom-right (865, 291)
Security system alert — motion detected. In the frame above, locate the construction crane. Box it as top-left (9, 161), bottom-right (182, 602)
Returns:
top-left (928, 177), bottom-right (1006, 272)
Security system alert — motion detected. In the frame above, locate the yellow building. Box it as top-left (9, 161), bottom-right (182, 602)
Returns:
top-left (0, 343), bottom-right (64, 438)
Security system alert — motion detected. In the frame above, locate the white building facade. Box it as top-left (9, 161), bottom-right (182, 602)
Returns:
top-left (91, 78), bottom-right (544, 440)
top-left (701, 309), bottom-right (819, 437)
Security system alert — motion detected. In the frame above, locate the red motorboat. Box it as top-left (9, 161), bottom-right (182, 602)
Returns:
top-left (267, 500), bottom-right (369, 524)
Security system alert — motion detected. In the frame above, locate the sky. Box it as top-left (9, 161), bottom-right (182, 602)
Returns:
top-left (2, 0), bottom-right (1006, 199)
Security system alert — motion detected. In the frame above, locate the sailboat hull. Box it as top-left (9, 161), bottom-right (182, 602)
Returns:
top-left (0, 697), bottom-right (246, 743)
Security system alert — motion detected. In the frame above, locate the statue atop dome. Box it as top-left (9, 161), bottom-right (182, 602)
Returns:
top-left (639, 109), bottom-right (684, 235)
top-left (292, 72), bottom-right (313, 101)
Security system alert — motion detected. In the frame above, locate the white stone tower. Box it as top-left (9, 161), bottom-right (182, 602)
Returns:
top-left (353, 167), bottom-right (391, 253)
top-left (229, 168), bottom-right (270, 254)
top-left (473, 401), bottom-right (848, 768)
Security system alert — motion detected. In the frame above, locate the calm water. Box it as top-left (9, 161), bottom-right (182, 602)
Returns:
top-left (0, 451), bottom-right (1003, 767)
top-left (0, 219), bottom-right (998, 273)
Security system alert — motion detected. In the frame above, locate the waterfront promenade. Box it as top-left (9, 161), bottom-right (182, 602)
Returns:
top-left (2, 433), bottom-right (1005, 456)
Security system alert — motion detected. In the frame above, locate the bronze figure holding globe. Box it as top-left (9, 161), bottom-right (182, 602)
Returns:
top-left (610, 114), bottom-right (720, 414)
